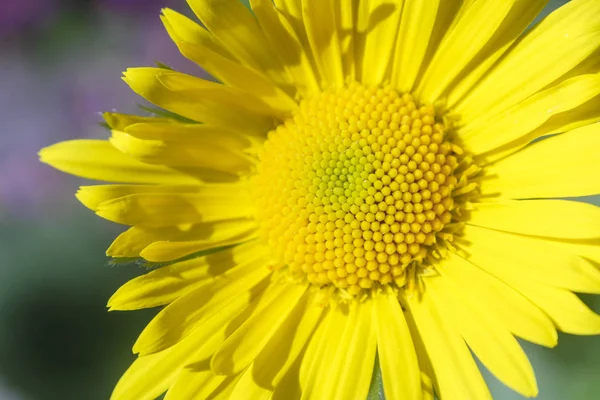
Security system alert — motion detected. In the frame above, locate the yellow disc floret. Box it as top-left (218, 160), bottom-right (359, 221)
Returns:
top-left (253, 83), bottom-right (470, 296)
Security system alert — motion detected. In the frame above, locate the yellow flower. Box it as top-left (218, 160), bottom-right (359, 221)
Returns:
top-left (40, 0), bottom-right (600, 399)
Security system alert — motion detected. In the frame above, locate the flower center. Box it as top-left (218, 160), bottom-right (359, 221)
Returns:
top-left (253, 83), bottom-right (474, 296)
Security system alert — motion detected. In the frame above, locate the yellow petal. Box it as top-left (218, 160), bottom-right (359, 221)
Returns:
top-left (417, 0), bottom-right (514, 103)
top-left (468, 200), bottom-right (600, 239)
top-left (502, 278), bottom-right (600, 335)
top-left (123, 121), bottom-right (263, 157)
top-left (140, 233), bottom-right (257, 263)
top-left (159, 8), bottom-right (232, 58)
top-left (108, 242), bottom-right (266, 310)
top-left (133, 259), bottom-right (271, 355)
top-left (76, 185), bottom-right (198, 211)
top-left (107, 219), bottom-right (255, 258)
top-left (401, 305), bottom-right (439, 399)
top-left (249, 0), bottom-right (320, 95)
top-left (207, 376), bottom-right (244, 400)
top-left (109, 130), bottom-right (254, 174)
top-left (302, 0), bottom-right (344, 87)
top-left (482, 124), bottom-right (600, 199)
top-left (544, 238), bottom-right (600, 266)
top-left (373, 290), bottom-right (422, 400)
top-left (440, 253), bottom-right (557, 347)
top-left (406, 287), bottom-right (492, 400)
top-left (111, 306), bottom-right (232, 400)
top-left (161, 9), bottom-right (297, 113)
top-left (187, 0), bottom-right (285, 82)
top-left (39, 140), bottom-right (198, 184)
top-left (103, 112), bottom-right (170, 130)
top-left (299, 307), bottom-right (346, 398)
top-left (358, 1), bottom-right (403, 86)
top-left (390, 0), bottom-right (440, 92)
top-left (252, 293), bottom-right (325, 389)
top-left (455, 0), bottom-right (600, 121)
top-left (335, 0), bottom-right (356, 81)
top-left (211, 282), bottom-right (308, 375)
top-left (460, 72), bottom-right (600, 155)
top-left (426, 275), bottom-right (538, 397)
top-left (460, 225), bottom-right (600, 294)
top-left (318, 301), bottom-right (376, 400)
top-left (124, 121), bottom-right (255, 147)
top-left (165, 366), bottom-right (227, 400)
top-left (228, 367), bottom-right (271, 400)
top-left (123, 68), bottom-right (277, 131)
top-left (270, 355), bottom-right (303, 400)
top-left (95, 184), bottom-right (253, 227)
top-left (478, 94), bottom-right (600, 164)
top-left (446, 0), bottom-right (547, 108)
top-left (273, 0), bottom-right (304, 34)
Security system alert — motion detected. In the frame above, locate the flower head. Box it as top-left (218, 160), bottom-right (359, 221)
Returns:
top-left (40, 0), bottom-right (600, 399)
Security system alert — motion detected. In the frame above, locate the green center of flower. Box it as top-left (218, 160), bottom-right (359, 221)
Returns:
top-left (253, 83), bottom-right (473, 296)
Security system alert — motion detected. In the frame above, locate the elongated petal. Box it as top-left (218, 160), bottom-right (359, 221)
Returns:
top-left (417, 0), bottom-right (514, 103)
top-left (159, 7), bottom-right (232, 58)
top-left (111, 308), bottom-right (232, 400)
top-left (161, 8), bottom-right (297, 112)
top-left (211, 282), bottom-right (307, 375)
top-left (164, 363), bottom-right (227, 400)
top-left (103, 113), bottom-right (171, 131)
top-left (460, 72), bottom-right (600, 155)
top-left (482, 124), bottom-right (600, 199)
top-left (373, 290), bottom-right (422, 400)
top-left (39, 140), bottom-right (198, 184)
top-left (299, 308), bottom-right (346, 398)
top-left (187, 0), bottom-right (286, 83)
top-left (477, 94), bottom-right (600, 164)
top-left (426, 276), bottom-right (538, 397)
top-left (335, 1), bottom-right (356, 81)
top-left (496, 278), bottom-right (600, 335)
top-left (455, 0), bottom-right (600, 121)
top-left (468, 200), bottom-right (600, 239)
top-left (302, 0), bottom-right (344, 87)
top-left (110, 130), bottom-right (254, 174)
top-left (252, 293), bottom-right (325, 389)
top-left (359, 1), bottom-right (403, 86)
top-left (407, 288), bottom-right (492, 400)
top-left (133, 259), bottom-right (271, 355)
top-left (76, 185), bottom-right (196, 212)
top-left (460, 225), bottom-right (600, 294)
top-left (390, 0), bottom-right (440, 92)
top-left (123, 68), bottom-right (277, 131)
top-left (250, 0), bottom-right (320, 95)
top-left (318, 300), bottom-right (376, 400)
top-left (446, 0), bottom-right (548, 108)
top-left (140, 232), bottom-right (256, 262)
top-left (228, 368), bottom-right (271, 399)
top-left (108, 242), bottom-right (266, 310)
top-left (107, 219), bottom-right (255, 258)
top-left (95, 184), bottom-right (253, 226)
top-left (123, 121), bottom-right (260, 149)
top-left (545, 238), bottom-right (600, 266)
top-left (441, 253), bottom-right (557, 347)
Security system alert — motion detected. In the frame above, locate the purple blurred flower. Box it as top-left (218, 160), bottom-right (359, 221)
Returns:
top-left (0, 0), bottom-right (57, 36)
top-left (0, 2), bottom-right (207, 217)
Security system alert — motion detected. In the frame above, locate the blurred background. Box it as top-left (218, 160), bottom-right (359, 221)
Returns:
top-left (0, 0), bottom-right (598, 399)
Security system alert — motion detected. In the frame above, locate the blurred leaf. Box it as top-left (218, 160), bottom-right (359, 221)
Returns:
top-left (138, 105), bottom-right (198, 124)
top-left (98, 121), bottom-right (111, 130)
top-left (155, 61), bottom-right (174, 70)
top-left (368, 355), bottom-right (385, 400)
top-left (106, 244), bottom-right (237, 270)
